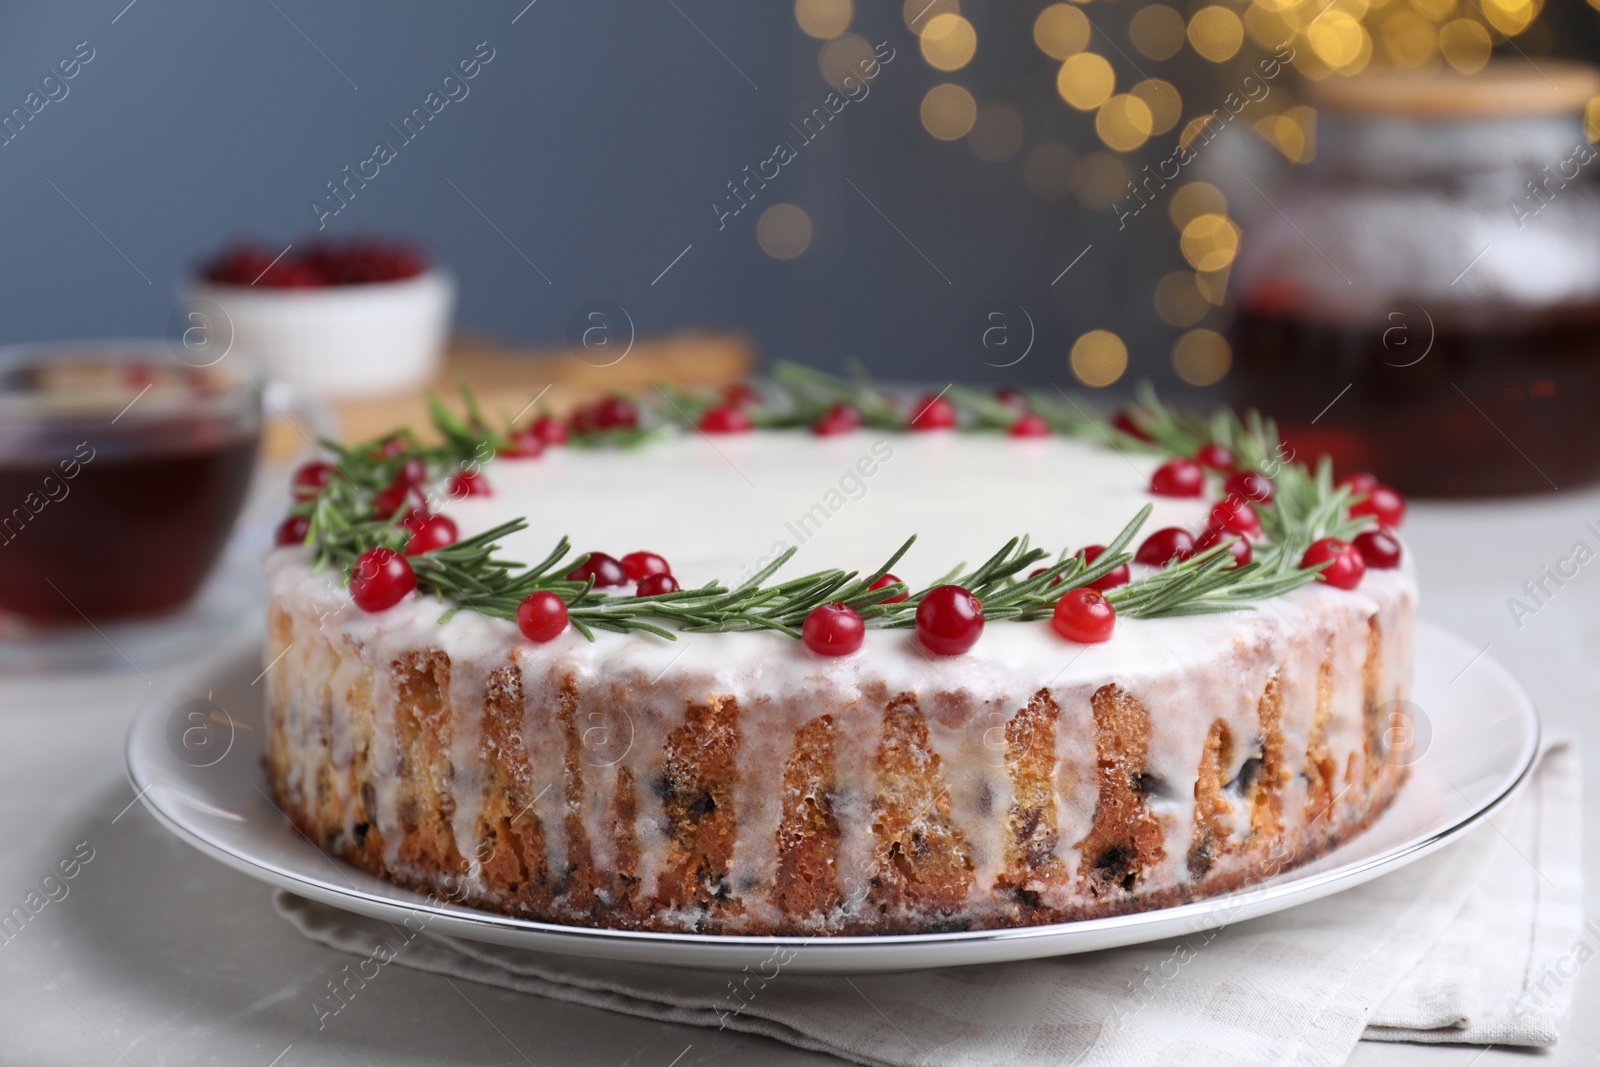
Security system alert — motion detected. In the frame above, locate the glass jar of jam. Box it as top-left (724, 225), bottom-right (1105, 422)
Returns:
top-left (0, 343), bottom-right (261, 626)
top-left (1228, 63), bottom-right (1600, 496)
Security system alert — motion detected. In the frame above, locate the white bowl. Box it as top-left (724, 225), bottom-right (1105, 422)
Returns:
top-left (184, 268), bottom-right (455, 399)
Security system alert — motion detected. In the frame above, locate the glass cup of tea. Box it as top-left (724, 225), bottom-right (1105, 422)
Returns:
top-left (0, 341), bottom-right (262, 626)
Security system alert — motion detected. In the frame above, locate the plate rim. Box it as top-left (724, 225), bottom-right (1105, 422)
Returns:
top-left (127, 620), bottom-right (1542, 961)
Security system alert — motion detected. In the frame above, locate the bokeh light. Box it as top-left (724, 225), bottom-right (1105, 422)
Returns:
top-left (756, 204), bottom-right (813, 260)
top-left (1034, 4), bottom-right (1092, 59)
top-left (1180, 213), bottom-right (1240, 272)
top-left (968, 105), bottom-right (1025, 162)
top-left (920, 13), bottom-right (978, 72)
top-left (795, 0), bottom-right (852, 40)
top-left (1057, 52), bottom-right (1116, 110)
top-left (1173, 329), bottom-right (1232, 385)
top-left (921, 83), bottom-right (978, 140)
top-left (1095, 93), bottom-right (1155, 152)
top-left (1307, 10), bottom-right (1371, 73)
top-left (1439, 18), bottom-right (1492, 73)
top-left (1130, 4), bottom-right (1188, 60)
top-left (1169, 182), bottom-right (1227, 230)
top-left (1131, 79), bottom-right (1183, 135)
top-left (1188, 6), bottom-right (1245, 62)
top-left (903, 0), bottom-right (957, 30)
top-left (1071, 330), bottom-right (1129, 387)
top-left (818, 34), bottom-right (875, 90)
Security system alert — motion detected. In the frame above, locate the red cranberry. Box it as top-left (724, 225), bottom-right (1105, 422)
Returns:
top-left (869, 573), bottom-right (909, 603)
top-left (1112, 408), bottom-right (1152, 441)
top-left (1081, 544), bottom-right (1131, 591)
top-left (531, 415), bottom-right (569, 446)
top-left (291, 461), bottom-right (335, 499)
top-left (373, 477), bottom-right (414, 519)
top-left (1224, 469), bottom-right (1274, 505)
top-left (501, 428), bottom-right (545, 459)
top-left (813, 403), bottom-right (861, 436)
top-left (1353, 529), bottom-right (1402, 569)
top-left (915, 585), bottom-right (984, 655)
top-left (635, 573), bottom-right (680, 596)
top-left (1009, 412), bottom-right (1051, 438)
top-left (620, 551), bottom-right (671, 581)
top-left (568, 551), bottom-right (630, 587)
top-left (802, 602), bottom-right (865, 656)
top-left (375, 436), bottom-right (409, 458)
top-left (274, 514), bottom-right (310, 547)
top-left (994, 388), bottom-right (1028, 412)
top-left (723, 382), bottom-right (761, 407)
top-left (349, 547), bottom-right (416, 612)
top-left (1051, 587), bottom-right (1116, 643)
top-left (1206, 496), bottom-right (1262, 539)
top-left (1029, 567), bottom-right (1063, 588)
top-left (909, 394), bottom-right (957, 431)
top-left (1193, 527), bottom-right (1252, 569)
top-left (1302, 537), bottom-right (1366, 590)
top-left (517, 591), bottom-right (569, 642)
top-left (1350, 484), bottom-right (1406, 529)
top-left (1194, 443), bottom-right (1235, 471)
top-left (1338, 472), bottom-right (1380, 496)
top-left (394, 456), bottom-right (428, 487)
top-left (447, 469), bottom-right (491, 499)
top-left (588, 395), bottom-right (639, 431)
top-left (402, 510), bottom-right (458, 556)
top-left (698, 404), bottom-right (753, 434)
top-left (1149, 458), bottom-right (1204, 497)
top-left (1134, 527), bottom-right (1196, 567)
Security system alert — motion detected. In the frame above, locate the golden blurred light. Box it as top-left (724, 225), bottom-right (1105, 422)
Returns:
top-left (1057, 52), bottom-right (1115, 110)
top-left (1070, 330), bottom-right (1129, 387)
top-left (1154, 272), bottom-right (1211, 327)
top-left (1481, 0), bottom-right (1536, 35)
top-left (1255, 113), bottom-right (1311, 162)
top-left (904, 0), bottom-right (958, 30)
top-left (1130, 79), bottom-right (1182, 135)
top-left (1411, 0), bottom-right (1457, 21)
top-left (1172, 329), bottom-right (1232, 386)
top-left (1440, 18), bottom-right (1492, 71)
top-left (968, 105), bottom-right (1025, 162)
top-left (1196, 266), bottom-right (1231, 305)
top-left (1308, 10), bottom-right (1369, 70)
top-left (818, 34), bottom-right (875, 90)
top-left (1072, 152), bottom-right (1130, 209)
top-left (756, 204), bottom-right (813, 260)
top-left (1130, 4), bottom-right (1188, 60)
top-left (1022, 141), bottom-right (1077, 199)
top-left (1587, 97), bottom-right (1600, 142)
top-left (1168, 181), bottom-right (1227, 229)
top-left (795, 0), bottom-right (852, 40)
top-left (1034, 4), bottom-right (1092, 59)
top-left (920, 13), bottom-right (978, 71)
top-left (1187, 7), bottom-right (1244, 62)
top-left (1180, 213), bottom-right (1240, 272)
top-left (1178, 115), bottom-right (1216, 150)
top-left (1095, 93), bottom-right (1155, 152)
top-left (921, 83), bottom-right (978, 140)
top-left (1244, 3), bottom-right (1296, 50)
top-left (1381, 9), bottom-right (1439, 68)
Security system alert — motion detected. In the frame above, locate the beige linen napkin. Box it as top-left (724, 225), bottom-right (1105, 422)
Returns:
top-left (277, 740), bottom-right (1581, 1067)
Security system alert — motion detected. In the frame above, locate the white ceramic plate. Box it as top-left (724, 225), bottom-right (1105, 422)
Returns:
top-left (127, 621), bottom-right (1539, 973)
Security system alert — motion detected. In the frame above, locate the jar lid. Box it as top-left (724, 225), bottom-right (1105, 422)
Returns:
top-left (1306, 61), bottom-right (1600, 119)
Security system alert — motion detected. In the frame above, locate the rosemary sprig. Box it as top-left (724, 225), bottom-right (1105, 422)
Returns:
top-left (291, 369), bottom-right (1367, 642)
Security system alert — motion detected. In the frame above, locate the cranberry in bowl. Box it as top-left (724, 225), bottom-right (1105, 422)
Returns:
top-left (0, 342), bottom-right (261, 626)
top-left (187, 237), bottom-right (454, 399)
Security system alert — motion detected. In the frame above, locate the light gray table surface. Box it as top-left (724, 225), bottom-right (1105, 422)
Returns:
top-left (3, 486), bottom-right (1598, 1067)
